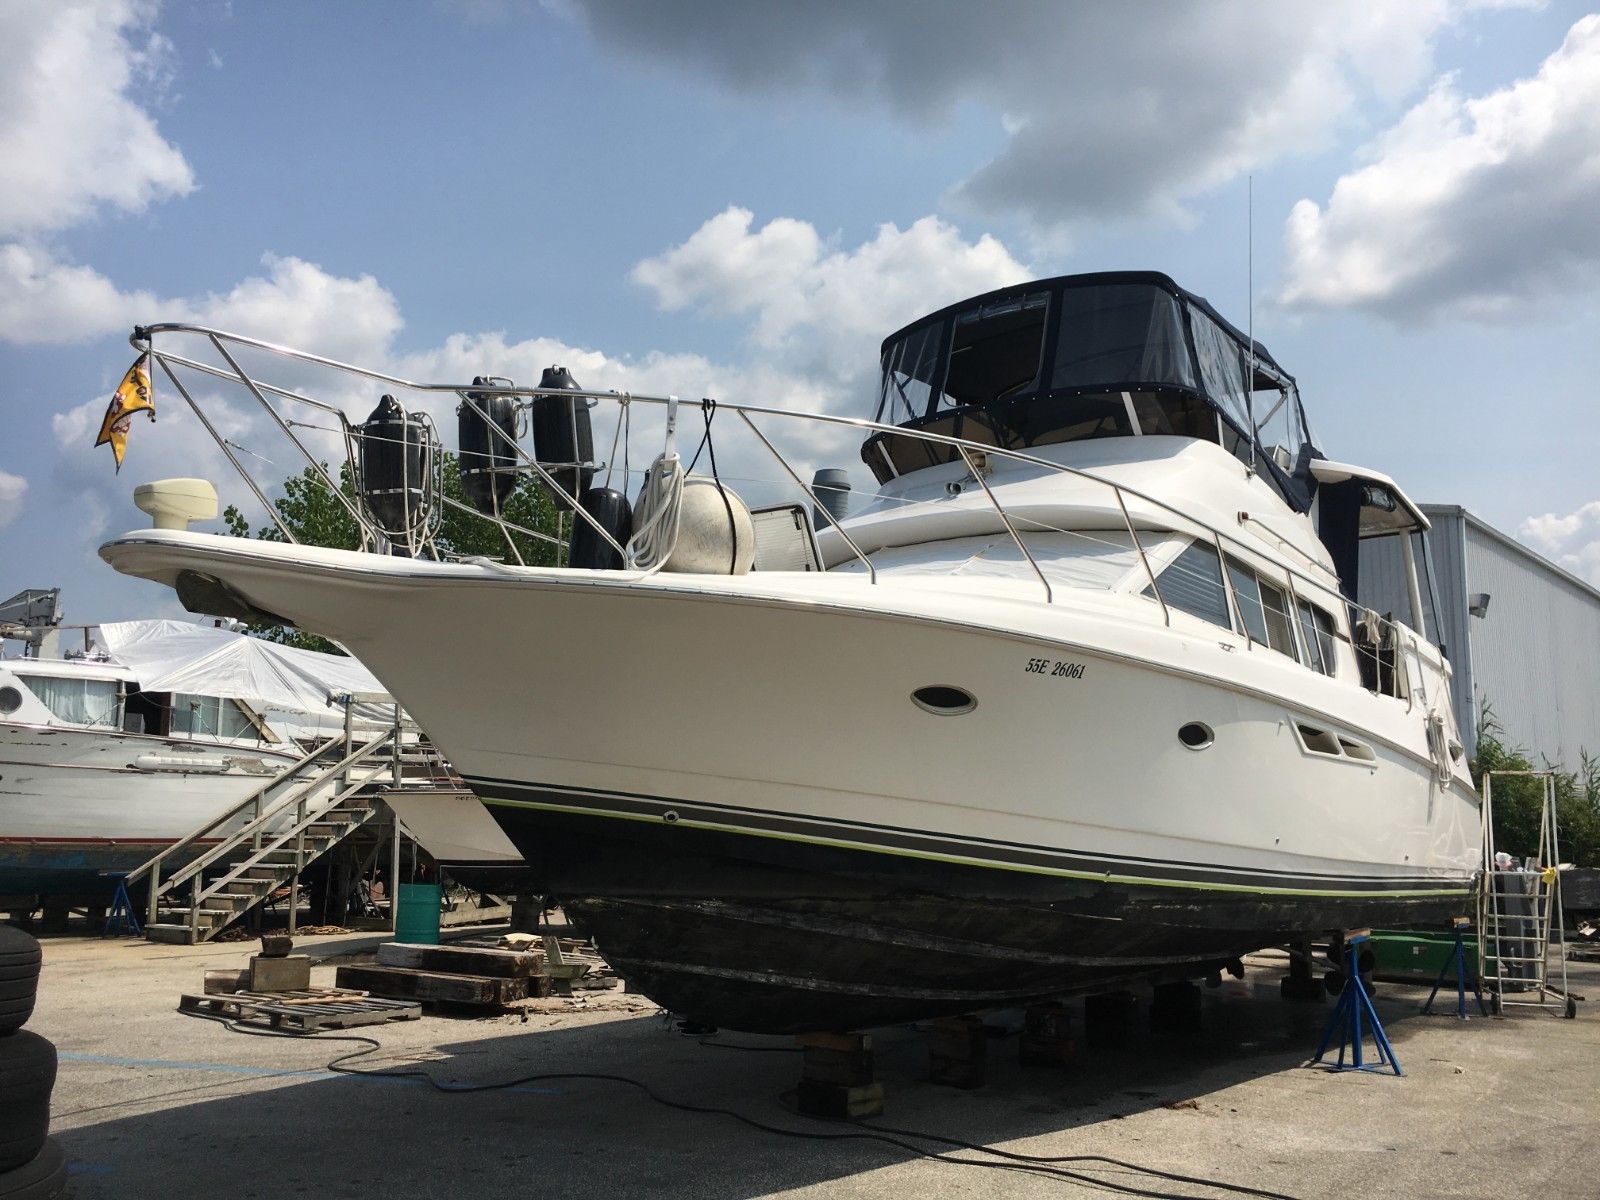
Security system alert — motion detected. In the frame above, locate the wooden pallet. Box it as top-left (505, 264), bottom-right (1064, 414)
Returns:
top-left (180, 987), bottom-right (423, 1032)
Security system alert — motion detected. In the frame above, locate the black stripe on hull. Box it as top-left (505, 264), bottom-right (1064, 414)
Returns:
top-left (457, 788), bottom-right (1472, 1033)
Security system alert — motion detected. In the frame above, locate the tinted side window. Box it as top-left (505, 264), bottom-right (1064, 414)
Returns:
top-left (1148, 541), bottom-right (1232, 629)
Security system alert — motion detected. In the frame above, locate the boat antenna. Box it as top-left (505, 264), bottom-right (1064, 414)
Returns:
top-left (1246, 173), bottom-right (1257, 473)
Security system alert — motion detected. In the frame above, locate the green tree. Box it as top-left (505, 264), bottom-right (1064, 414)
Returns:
top-left (1472, 701), bottom-right (1600, 867)
top-left (223, 452), bottom-right (561, 653)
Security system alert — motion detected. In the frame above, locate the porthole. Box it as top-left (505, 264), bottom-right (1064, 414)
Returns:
top-left (1178, 721), bottom-right (1214, 750)
top-left (0, 686), bottom-right (22, 715)
top-left (912, 685), bottom-right (977, 715)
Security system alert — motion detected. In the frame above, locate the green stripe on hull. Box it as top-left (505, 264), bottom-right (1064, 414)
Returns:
top-left (481, 795), bottom-right (1471, 900)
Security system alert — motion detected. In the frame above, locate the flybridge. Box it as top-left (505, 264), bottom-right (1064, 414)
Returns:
top-left (867, 271), bottom-right (1316, 509)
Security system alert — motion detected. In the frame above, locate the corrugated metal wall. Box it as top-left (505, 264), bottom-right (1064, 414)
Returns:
top-left (1359, 505), bottom-right (1600, 768)
top-left (1462, 514), bottom-right (1600, 767)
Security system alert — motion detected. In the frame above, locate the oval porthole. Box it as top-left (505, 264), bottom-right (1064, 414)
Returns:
top-left (1178, 721), bottom-right (1214, 750)
top-left (912, 685), bottom-right (977, 716)
top-left (0, 686), bottom-right (21, 715)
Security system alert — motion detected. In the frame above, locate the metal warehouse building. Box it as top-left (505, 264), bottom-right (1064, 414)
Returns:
top-left (1359, 504), bottom-right (1600, 765)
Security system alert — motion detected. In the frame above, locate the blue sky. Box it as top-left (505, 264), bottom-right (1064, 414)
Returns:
top-left (3, 0), bottom-right (1599, 623)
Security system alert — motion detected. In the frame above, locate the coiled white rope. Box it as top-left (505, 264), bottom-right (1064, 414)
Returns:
top-left (625, 397), bottom-right (685, 572)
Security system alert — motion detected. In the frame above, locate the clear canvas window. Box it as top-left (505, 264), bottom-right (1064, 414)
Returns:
top-left (1052, 284), bottom-right (1196, 392)
top-left (941, 292), bottom-right (1050, 408)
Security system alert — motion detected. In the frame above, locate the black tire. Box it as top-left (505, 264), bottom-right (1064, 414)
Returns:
top-left (0, 979), bottom-right (36, 1037)
top-left (0, 927), bottom-right (40, 976)
top-left (0, 1031), bottom-right (56, 1173)
top-left (0, 1138), bottom-right (68, 1200)
top-left (0, 927), bottom-right (40, 1036)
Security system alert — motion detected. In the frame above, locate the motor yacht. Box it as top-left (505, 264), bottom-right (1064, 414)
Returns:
top-left (98, 272), bottom-right (1480, 1030)
top-left (0, 605), bottom-right (393, 900)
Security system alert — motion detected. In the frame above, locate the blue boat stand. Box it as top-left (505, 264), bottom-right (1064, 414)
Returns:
top-left (1312, 931), bottom-right (1402, 1076)
top-left (1421, 917), bottom-right (1488, 1019)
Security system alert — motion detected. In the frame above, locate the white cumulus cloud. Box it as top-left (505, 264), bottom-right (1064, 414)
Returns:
top-left (0, 0), bottom-right (194, 239)
top-left (0, 250), bottom-right (403, 361)
top-left (632, 207), bottom-right (1029, 391)
top-left (1520, 500), bottom-right (1600, 588)
top-left (0, 470), bottom-right (27, 529)
top-left (1281, 13), bottom-right (1600, 321)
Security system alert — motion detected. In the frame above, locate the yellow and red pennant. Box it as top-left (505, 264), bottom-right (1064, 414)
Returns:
top-left (95, 353), bottom-right (155, 471)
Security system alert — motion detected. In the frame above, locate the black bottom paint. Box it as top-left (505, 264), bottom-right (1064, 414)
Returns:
top-left (452, 799), bottom-right (1470, 1034)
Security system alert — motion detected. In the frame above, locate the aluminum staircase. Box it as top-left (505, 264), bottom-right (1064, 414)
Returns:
top-left (125, 728), bottom-right (401, 944)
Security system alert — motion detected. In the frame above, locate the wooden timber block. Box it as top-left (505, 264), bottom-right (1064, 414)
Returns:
top-left (335, 964), bottom-right (528, 1007)
top-left (927, 1016), bottom-right (986, 1089)
top-left (800, 1046), bottom-right (875, 1087)
top-left (204, 968), bottom-right (249, 995)
top-left (259, 933), bottom-right (294, 958)
top-left (1020, 1002), bottom-right (1075, 1068)
top-left (250, 954), bottom-right (311, 992)
top-left (377, 942), bottom-right (538, 979)
top-left (796, 1080), bottom-right (884, 1120)
top-left (1024, 1001), bottom-right (1071, 1043)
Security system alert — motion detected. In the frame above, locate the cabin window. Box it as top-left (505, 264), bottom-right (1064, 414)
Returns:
top-left (1051, 284), bottom-right (1195, 392)
top-left (171, 693), bottom-right (257, 740)
top-left (1130, 391), bottom-right (1217, 441)
top-left (940, 292), bottom-right (1050, 408)
top-left (1296, 600), bottom-right (1338, 676)
top-left (12, 674), bottom-right (123, 727)
top-left (1145, 540), bottom-right (1232, 629)
top-left (877, 322), bottom-right (944, 424)
top-left (1225, 559), bottom-right (1299, 660)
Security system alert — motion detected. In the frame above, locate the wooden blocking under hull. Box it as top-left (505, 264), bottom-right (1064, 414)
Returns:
top-left (1084, 991), bottom-right (1138, 1049)
top-left (376, 942), bottom-right (539, 979)
top-left (1019, 1001), bottom-right (1075, 1068)
top-left (335, 964), bottom-right (534, 1007)
top-left (795, 1032), bottom-right (882, 1118)
top-left (796, 1080), bottom-right (884, 1120)
top-left (926, 1016), bottom-right (986, 1089)
top-left (1149, 980), bottom-right (1203, 1033)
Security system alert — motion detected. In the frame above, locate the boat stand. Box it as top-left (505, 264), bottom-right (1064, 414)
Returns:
top-left (103, 873), bottom-right (141, 937)
top-left (1312, 930), bottom-right (1402, 1076)
top-left (1421, 917), bottom-right (1487, 1019)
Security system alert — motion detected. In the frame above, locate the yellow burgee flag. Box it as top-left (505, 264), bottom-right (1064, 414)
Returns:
top-left (95, 353), bottom-right (155, 471)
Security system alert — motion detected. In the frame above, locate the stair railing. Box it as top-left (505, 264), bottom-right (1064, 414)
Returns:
top-left (126, 732), bottom-right (343, 926)
top-left (184, 748), bottom-right (393, 941)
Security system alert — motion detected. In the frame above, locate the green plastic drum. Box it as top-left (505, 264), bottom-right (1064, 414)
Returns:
top-left (394, 882), bottom-right (442, 945)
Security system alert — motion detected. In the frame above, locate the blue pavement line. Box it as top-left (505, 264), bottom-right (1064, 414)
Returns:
top-left (58, 1051), bottom-right (565, 1095)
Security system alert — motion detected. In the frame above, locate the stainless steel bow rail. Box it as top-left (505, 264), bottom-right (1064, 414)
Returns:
top-left (130, 322), bottom-right (1423, 672)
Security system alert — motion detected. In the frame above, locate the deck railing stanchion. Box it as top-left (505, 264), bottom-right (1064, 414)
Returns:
top-left (738, 411), bottom-right (876, 583)
top-left (956, 444), bottom-right (1051, 604)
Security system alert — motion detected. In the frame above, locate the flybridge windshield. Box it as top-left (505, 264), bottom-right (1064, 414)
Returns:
top-left (870, 273), bottom-right (1313, 504)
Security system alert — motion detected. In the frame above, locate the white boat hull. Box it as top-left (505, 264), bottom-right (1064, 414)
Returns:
top-left (100, 533), bottom-right (1479, 1028)
top-left (0, 722), bottom-right (298, 897)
